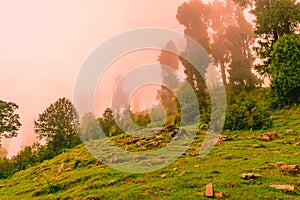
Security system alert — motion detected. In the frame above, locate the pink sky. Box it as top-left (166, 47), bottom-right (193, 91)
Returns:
top-left (0, 0), bottom-right (187, 156)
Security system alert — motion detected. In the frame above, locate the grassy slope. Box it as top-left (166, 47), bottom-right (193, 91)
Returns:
top-left (0, 107), bottom-right (299, 200)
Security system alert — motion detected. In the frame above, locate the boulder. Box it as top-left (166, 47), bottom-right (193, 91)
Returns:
top-left (205, 183), bottom-right (214, 197)
top-left (269, 185), bottom-right (295, 192)
top-left (258, 132), bottom-right (278, 141)
top-left (241, 173), bottom-right (261, 180)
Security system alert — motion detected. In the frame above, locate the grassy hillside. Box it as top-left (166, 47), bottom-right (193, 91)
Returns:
top-left (0, 106), bottom-right (299, 199)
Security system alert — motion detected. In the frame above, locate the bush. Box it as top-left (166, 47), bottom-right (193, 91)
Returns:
top-left (225, 97), bottom-right (273, 130)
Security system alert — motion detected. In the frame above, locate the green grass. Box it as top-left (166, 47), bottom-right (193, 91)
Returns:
top-left (0, 106), bottom-right (299, 199)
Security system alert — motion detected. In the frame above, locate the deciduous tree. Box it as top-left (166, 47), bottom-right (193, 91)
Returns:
top-left (0, 100), bottom-right (21, 144)
top-left (34, 98), bottom-right (80, 151)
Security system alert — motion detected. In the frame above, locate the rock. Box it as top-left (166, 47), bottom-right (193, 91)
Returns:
top-left (160, 173), bottom-right (167, 178)
top-left (65, 167), bottom-right (72, 171)
top-left (258, 132), bottom-right (278, 141)
top-left (280, 164), bottom-right (300, 175)
top-left (149, 141), bottom-right (159, 147)
top-left (136, 141), bottom-right (144, 146)
top-left (178, 171), bottom-right (186, 176)
top-left (243, 157), bottom-right (249, 160)
top-left (293, 142), bottom-right (300, 146)
top-left (205, 183), bottom-right (214, 197)
top-left (258, 134), bottom-right (270, 141)
top-left (214, 192), bottom-right (225, 199)
top-left (107, 179), bottom-right (116, 185)
top-left (269, 185), bottom-right (295, 192)
top-left (286, 129), bottom-right (296, 134)
top-left (219, 135), bottom-right (231, 141)
top-left (275, 162), bottom-right (287, 167)
top-left (265, 132), bottom-right (279, 139)
top-left (58, 163), bottom-right (64, 173)
top-left (241, 173), bottom-right (261, 180)
top-left (165, 125), bottom-right (176, 133)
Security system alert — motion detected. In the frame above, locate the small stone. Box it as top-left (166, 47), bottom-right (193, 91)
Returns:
top-left (241, 173), bottom-right (261, 180)
top-left (265, 132), bottom-right (279, 139)
top-left (214, 192), bottom-right (225, 199)
top-left (108, 179), bottom-right (116, 185)
top-left (65, 167), bottom-right (72, 171)
top-left (258, 132), bottom-right (278, 141)
top-left (189, 153), bottom-right (196, 157)
top-left (280, 164), bottom-right (300, 175)
top-left (286, 129), bottom-right (296, 134)
top-left (178, 171), bottom-right (186, 176)
top-left (275, 162), bottom-right (286, 167)
top-left (205, 183), bottom-right (214, 197)
top-left (243, 157), bottom-right (249, 160)
top-left (269, 185), bottom-right (295, 192)
top-left (280, 164), bottom-right (299, 170)
top-left (58, 163), bottom-right (64, 173)
top-left (293, 142), bottom-right (300, 146)
top-left (173, 168), bottom-right (178, 171)
top-left (136, 141), bottom-right (144, 146)
top-left (258, 134), bottom-right (270, 141)
top-left (219, 135), bottom-right (231, 141)
top-left (160, 173), bottom-right (167, 178)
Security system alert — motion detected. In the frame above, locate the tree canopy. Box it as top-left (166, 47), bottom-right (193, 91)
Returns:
top-left (270, 34), bottom-right (300, 106)
top-left (177, 0), bottom-right (259, 88)
top-left (34, 98), bottom-right (80, 151)
top-left (156, 40), bottom-right (180, 117)
top-left (0, 100), bottom-right (21, 144)
top-left (252, 0), bottom-right (300, 76)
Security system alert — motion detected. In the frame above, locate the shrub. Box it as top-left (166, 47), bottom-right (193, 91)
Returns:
top-left (225, 97), bottom-right (273, 130)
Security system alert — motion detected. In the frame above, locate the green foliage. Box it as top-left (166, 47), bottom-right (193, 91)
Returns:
top-left (270, 34), bottom-right (300, 107)
top-left (175, 82), bottom-right (200, 125)
top-left (80, 112), bottom-right (101, 141)
top-left (156, 41), bottom-right (180, 117)
top-left (225, 97), bottom-right (273, 130)
top-left (98, 108), bottom-right (115, 136)
top-left (0, 100), bottom-right (21, 143)
top-left (98, 108), bottom-right (123, 137)
top-left (253, 0), bottom-right (300, 76)
top-left (34, 98), bottom-right (80, 152)
top-left (130, 111), bottom-right (151, 127)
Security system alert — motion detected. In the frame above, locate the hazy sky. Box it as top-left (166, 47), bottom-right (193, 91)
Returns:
top-left (0, 0), bottom-right (187, 156)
